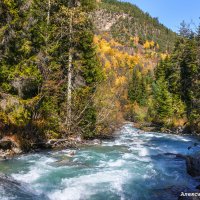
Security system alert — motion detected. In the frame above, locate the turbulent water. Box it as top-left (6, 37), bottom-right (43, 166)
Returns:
top-left (0, 123), bottom-right (200, 200)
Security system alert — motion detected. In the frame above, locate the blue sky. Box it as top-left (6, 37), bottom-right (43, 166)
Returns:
top-left (121, 0), bottom-right (200, 32)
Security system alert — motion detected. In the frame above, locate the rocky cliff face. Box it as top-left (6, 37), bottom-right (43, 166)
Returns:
top-left (92, 9), bottom-right (128, 32)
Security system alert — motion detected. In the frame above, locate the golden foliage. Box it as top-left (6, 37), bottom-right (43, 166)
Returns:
top-left (143, 40), bottom-right (156, 49)
top-left (115, 76), bottom-right (126, 86)
top-left (130, 36), bottom-right (139, 46)
top-left (143, 40), bottom-right (151, 49)
top-left (160, 53), bottom-right (168, 60)
top-left (93, 34), bottom-right (159, 132)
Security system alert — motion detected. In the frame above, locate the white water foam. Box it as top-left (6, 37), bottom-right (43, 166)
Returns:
top-left (107, 159), bottom-right (125, 167)
top-left (12, 167), bottom-right (42, 183)
top-left (12, 156), bottom-right (56, 183)
top-left (48, 169), bottom-right (129, 200)
top-left (138, 148), bottom-right (149, 157)
top-left (0, 187), bottom-right (16, 200)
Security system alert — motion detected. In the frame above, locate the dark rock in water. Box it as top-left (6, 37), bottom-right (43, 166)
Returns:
top-left (196, 185), bottom-right (200, 190)
top-left (51, 155), bottom-right (72, 167)
top-left (186, 155), bottom-right (200, 177)
top-left (53, 159), bottom-right (71, 167)
top-left (31, 142), bottom-right (52, 150)
top-left (175, 126), bottom-right (185, 134)
top-left (0, 173), bottom-right (49, 200)
top-left (162, 152), bottom-right (200, 178)
top-left (154, 186), bottom-right (200, 200)
top-left (151, 185), bottom-right (194, 200)
top-left (163, 152), bottom-right (187, 160)
top-left (175, 154), bottom-right (186, 159)
top-left (188, 143), bottom-right (199, 150)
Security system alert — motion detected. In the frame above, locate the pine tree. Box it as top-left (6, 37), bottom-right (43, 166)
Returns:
top-left (180, 33), bottom-right (199, 131)
top-left (0, 0), bottom-right (103, 140)
top-left (152, 22), bottom-right (200, 132)
top-left (152, 79), bottom-right (174, 124)
top-left (128, 66), bottom-right (148, 106)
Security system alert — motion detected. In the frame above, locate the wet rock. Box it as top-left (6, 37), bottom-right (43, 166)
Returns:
top-left (0, 173), bottom-right (49, 199)
top-left (31, 142), bottom-right (52, 150)
top-left (47, 139), bottom-right (76, 148)
top-left (68, 150), bottom-right (76, 156)
top-left (53, 157), bottom-right (71, 167)
top-left (12, 147), bottom-right (22, 154)
top-left (0, 138), bottom-right (22, 159)
top-left (176, 154), bottom-right (187, 159)
top-left (0, 150), bottom-right (8, 160)
top-left (154, 186), bottom-right (200, 200)
top-left (92, 139), bottom-right (102, 145)
top-left (152, 185), bottom-right (192, 200)
top-left (186, 155), bottom-right (200, 177)
top-left (175, 126), bottom-right (184, 134)
top-left (0, 149), bottom-right (17, 160)
top-left (196, 185), bottom-right (200, 190)
top-left (162, 152), bottom-right (200, 178)
top-left (163, 152), bottom-right (187, 160)
top-left (188, 143), bottom-right (199, 150)
top-left (163, 153), bottom-right (200, 178)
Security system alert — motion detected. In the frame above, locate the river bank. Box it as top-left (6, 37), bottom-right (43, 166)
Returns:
top-left (1, 120), bottom-right (198, 160)
top-left (1, 123), bottom-right (200, 200)
top-left (0, 131), bottom-right (116, 160)
top-left (133, 122), bottom-right (200, 136)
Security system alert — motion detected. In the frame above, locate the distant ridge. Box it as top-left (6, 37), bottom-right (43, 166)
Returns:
top-left (93, 0), bottom-right (177, 52)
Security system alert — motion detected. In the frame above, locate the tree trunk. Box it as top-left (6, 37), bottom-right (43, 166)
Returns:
top-left (65, 10), bottom-right (73, 130)
top-left (47, 0), bottom-right (51, 25)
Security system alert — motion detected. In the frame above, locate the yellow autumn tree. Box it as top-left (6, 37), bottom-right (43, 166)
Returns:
top-left (143, 40), bottom-right (151, 49)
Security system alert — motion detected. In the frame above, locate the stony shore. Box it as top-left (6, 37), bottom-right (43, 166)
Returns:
top-left (0, 134), bottom-right (112, 160)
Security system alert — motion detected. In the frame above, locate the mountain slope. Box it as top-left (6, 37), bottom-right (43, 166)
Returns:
top-left (91, 0), bottom-right (180, 133)
top-left (93, 0), bottom-right (177, 52)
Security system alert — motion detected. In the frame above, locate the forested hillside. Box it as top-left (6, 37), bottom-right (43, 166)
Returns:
top-left (1, 1), bottom-right (200, 199)
top-left (94, 0), bottom-right (177, 52)
top-left (92, 0), bottom-right (176, 134)
top-left (0, 0), bottom-right (199, 153)
top-left (127, 23), bottom-right (200, 134)
top-left (93, 0), bottom-right (199, 134)
top-left (0, 0), bottom-right (104, 149)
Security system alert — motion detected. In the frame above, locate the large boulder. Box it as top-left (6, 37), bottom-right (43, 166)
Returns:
top-left (0, 173), bottom-right (49, 199)
top-left (186, 155), bottom-right (200, 177)
top-left (151, 185), bottom-right (200, 200)
top-left (0, 138), bottom-right (22, 159)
